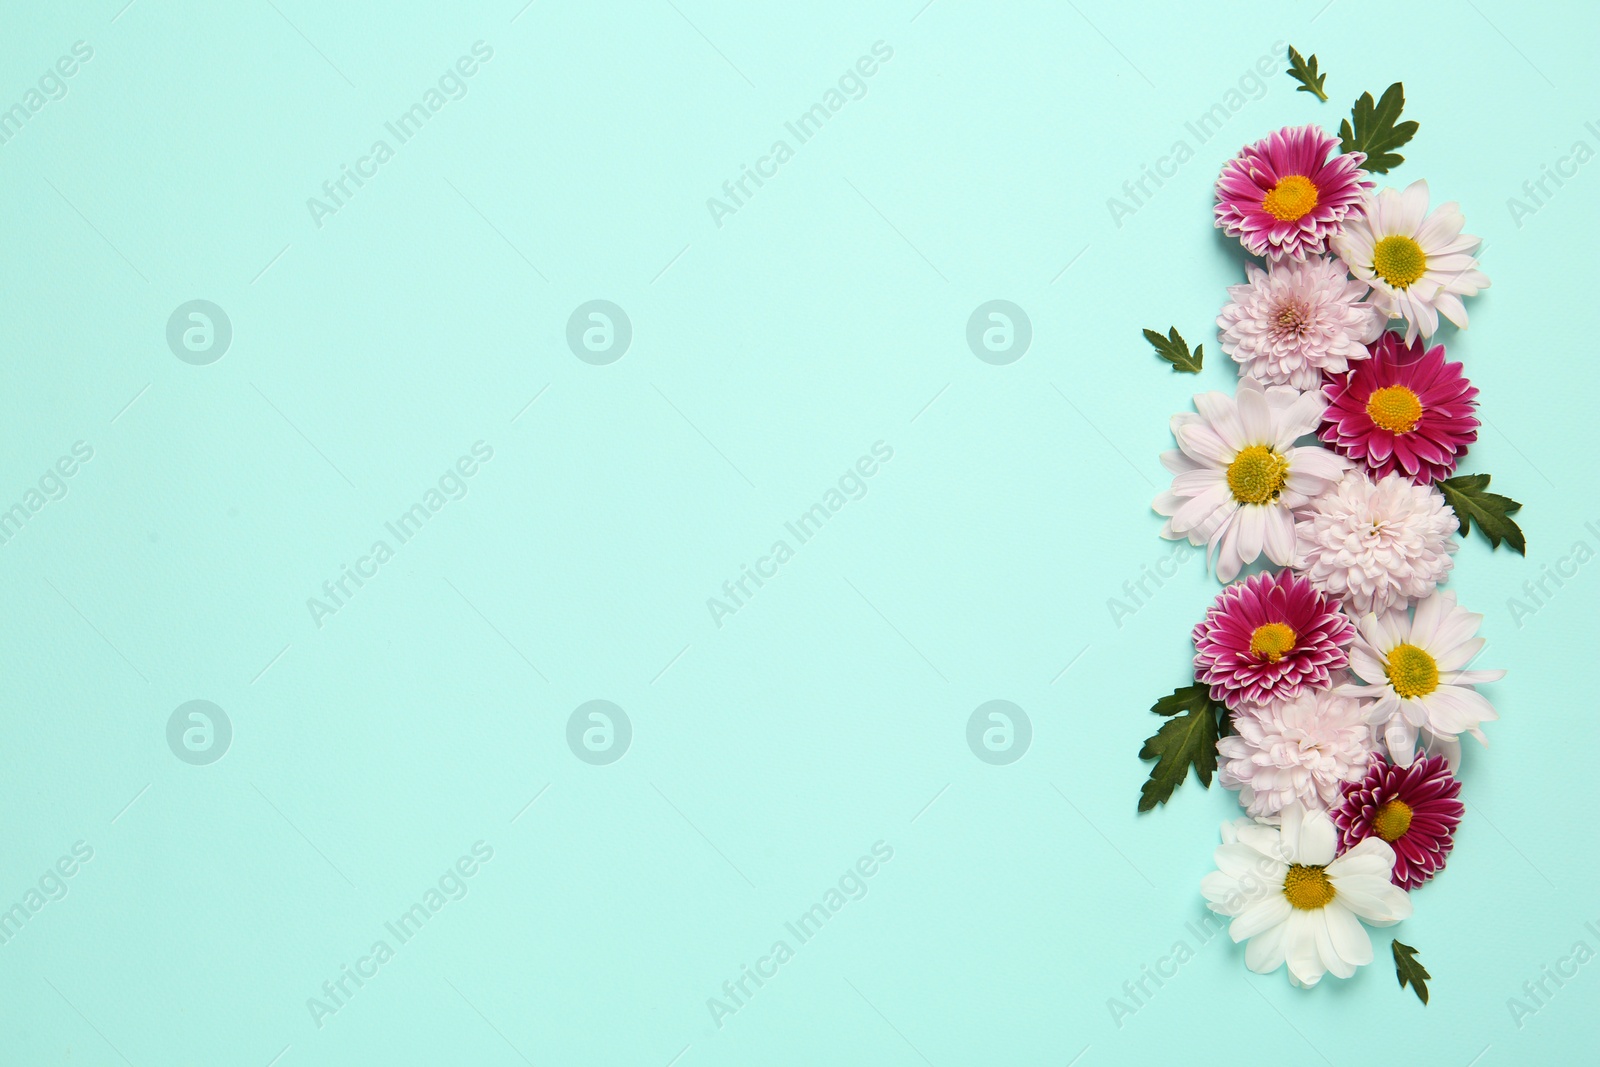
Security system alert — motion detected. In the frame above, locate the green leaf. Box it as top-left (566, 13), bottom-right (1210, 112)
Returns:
top-left (1138, 684), bottom-right (1223, 812)
top-left (1393, 940), bottom-right (1431, 1005)
top-left (1285, 46), bottom-right (1327, 101)
top-left (1143, 327), bottom-right (1203, 374)
top-left (1338, 82), bottom-right (1418, 174)
top-left (1437, 473), bottom-right (1527, 554)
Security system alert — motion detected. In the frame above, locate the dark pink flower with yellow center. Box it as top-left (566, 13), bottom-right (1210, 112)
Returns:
top-left (1215, 125), bottom-right (1371, 259)
top-left (1320, 331), bottom-right (1480, 484)
top-left (1192, 569), bottom-right (1355, 709)
top-left (1333, 753), bottom-right (1463, 890)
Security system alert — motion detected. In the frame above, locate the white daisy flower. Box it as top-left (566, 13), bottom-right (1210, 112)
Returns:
top-left (1154, 377), bottom-right (1347, 582)
top-left (1217, 256), bottom-right (1385, 391)
top-left (1337, 591), bottom-right (1505, 766)
top-left (1333, 179), bottom-right (1490, 345)
top-left (1294, 469), bottom-right (1459, 617)
top-left (1201, 803), bottom-right (1412, 988)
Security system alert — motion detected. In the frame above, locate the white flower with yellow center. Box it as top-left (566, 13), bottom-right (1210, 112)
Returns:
top-left (1154, 377), bottom-right (1347, 582)
top-left (1201, 803), bottom-right (1412, 988)
top-left (1333, 179), bottom-right (1490, 345)
top-left (1337, 591), bottom-right (1505, 766)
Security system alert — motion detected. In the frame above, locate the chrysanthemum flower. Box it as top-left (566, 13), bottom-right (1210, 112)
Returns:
top-left (1337, 591), bottom-right (1505, 766)
top-left (1319, 330), bottom-right (1480, 485)
top-left (1219, 689), bottom-right (1374, 820)
top-left (1193, 569), bottom-right (1355, 709)
top-left (1294, 469), bottom-right (1459, 616)
top-left (1334, 754), bottom-right (1463, 890)
top-left (1215, 125), bottom-right (1371, 259)
top-left (1333, 180), bottom-right (1490, 344)
top-left (1217, 256), bottom-right (1385, 390)
top-left (1201, 803), bottom-right (1412, 988)
top-left (1154, 377), bottom-right (1347, 582)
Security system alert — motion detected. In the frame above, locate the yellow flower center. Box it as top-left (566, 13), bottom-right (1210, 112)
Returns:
top-left (1261, 175), bottom-right (1320, 222)
top-left (1385, 643), bottom-right (1440, 699)
top-left (1225, 445), bottom-right (1290, 505)
top-left (1372, 234), bottom-right (1428, 289)
top-left (1373, 799), bottom-right (1414, 842)
top-left (1366, 385), bottom-right (1423, 433)
top-left (1282, 864), bottom-right (1336, 911)
top-left (1249, 622), bottom-right (1298, 663)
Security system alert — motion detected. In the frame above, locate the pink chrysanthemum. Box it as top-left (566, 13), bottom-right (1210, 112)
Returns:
top-left (1320, 331), bottom-right (1480, 484)
top-left (1294, 469), bottom-right (1458, 617)
top-left (1193, 569), bottom-right (1356, 709)
top-left (1333, 753), bottom-right (1463, 890)
top-left (1215, 125), bottom-right (1371, 259)
top-left (1219, 689), bottom-right (1374, 820)
top-left (1217, 256), bottom-right (1385, 390)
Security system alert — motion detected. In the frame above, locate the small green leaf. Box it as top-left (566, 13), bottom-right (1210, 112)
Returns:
top-left (1143, 327), bottom-right (1203, 374)
top-left (1437, 473), bottom-right (1527, 554)
top-left (1393, 940), bottom-right (1431, 1005)
top-left (1338, 82), bottom-right (1418, 174)
top-left (1138, 684), bottom-right (1223, 812)
top-left (1285, 46), bottom-right (1327, 102)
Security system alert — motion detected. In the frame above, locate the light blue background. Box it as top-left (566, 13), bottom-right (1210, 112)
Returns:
top-left (2, 0), bottom-right (1596, 1063)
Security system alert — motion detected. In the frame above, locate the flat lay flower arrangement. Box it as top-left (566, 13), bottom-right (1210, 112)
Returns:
top-left (1137, 48), bottom-right (1526, 1001)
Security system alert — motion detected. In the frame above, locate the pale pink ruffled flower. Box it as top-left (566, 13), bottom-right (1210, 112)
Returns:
top-left (1219, 689), bottom-right (1375, 820)
top-left (1218, 256), bottom-right (1384, 390)
top-left (1294, 469), bottom-right (1458, 616)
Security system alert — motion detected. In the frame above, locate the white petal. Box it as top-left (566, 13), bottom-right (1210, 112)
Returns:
top-left (1232, 894), bottom-right (1293, 941)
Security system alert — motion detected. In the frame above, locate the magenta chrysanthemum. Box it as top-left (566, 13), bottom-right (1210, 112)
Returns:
top-left (1215, 125), bottom-right (1372, 259)
top-left (1192, 569), bottom-right (1356, 709)
top-left (1320, 330), bottom-right (1481, 484)
top-left (1333, 753), bottom-right (1463, 890)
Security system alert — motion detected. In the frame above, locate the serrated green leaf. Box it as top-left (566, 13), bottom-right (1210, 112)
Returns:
top-left (1338, 82), bottom-right (1418, 174)
top-left (1285, 46), bottom-right (1327, 102)
top-left (1138, 684), bottom-right (1222, 812)
top-left (1142, 327), bottom-right (1203, 374)
top-left (1437, 473), bottom-right (1527, 554)
top-left (1393, 940), bottom-right (1431, 1005)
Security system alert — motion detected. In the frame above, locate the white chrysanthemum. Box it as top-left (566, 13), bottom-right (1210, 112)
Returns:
top-left (1219, 690), bottom-right (1375, 820)
top-left (1217, 256), bottom-right (1385, 390)
top-left (1337, 591), bottom-right (1505, 766)
top-left (1294, 469), bottom-right (1458, 616)
top-left (1202, 803), bottom-right (1412, 988)
top-left (1332, 179), bottom-right (1490, 345)
top-left (1154, 377), bottom-right (1347, 583)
